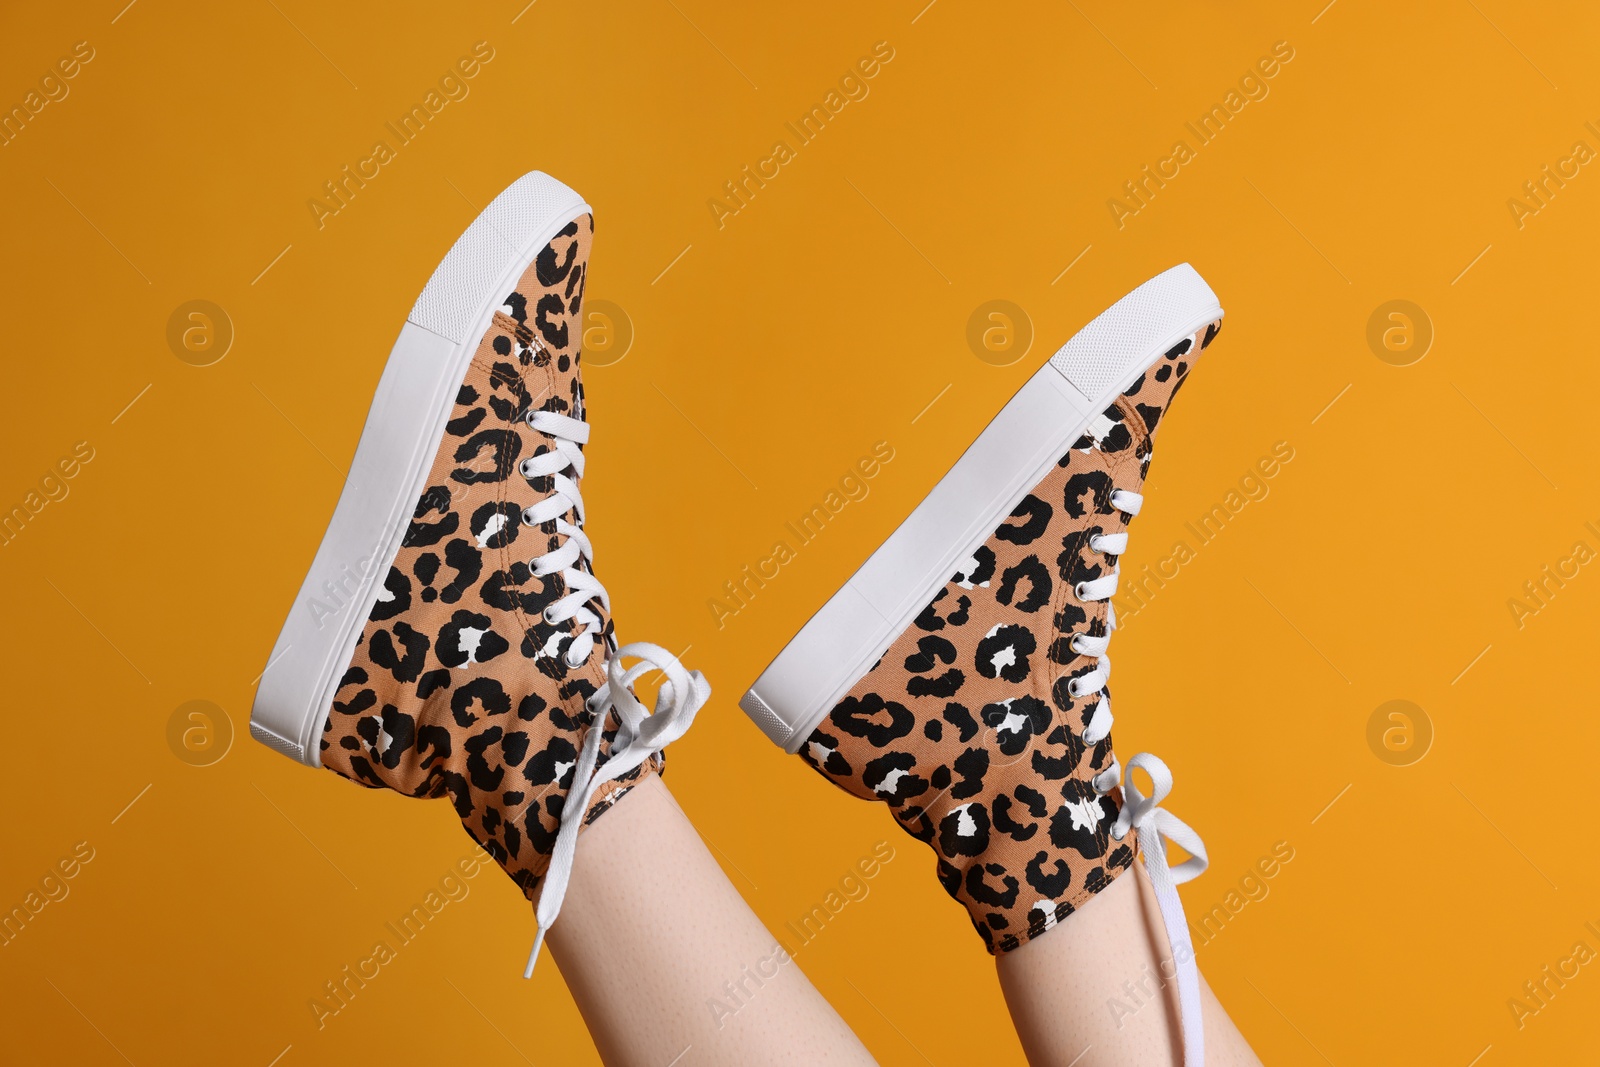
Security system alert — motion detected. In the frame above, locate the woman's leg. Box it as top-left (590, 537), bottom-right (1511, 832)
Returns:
top-left (547, 774), bottom-right (877, 1067)
top-left (996, 861), bottom-right (1260, 1066)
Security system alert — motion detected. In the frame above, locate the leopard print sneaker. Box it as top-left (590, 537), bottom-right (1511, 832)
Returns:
top-left (250, 172), bottom-right (708, 972)
top-left (741, 264), bottom-right (1219, 1064)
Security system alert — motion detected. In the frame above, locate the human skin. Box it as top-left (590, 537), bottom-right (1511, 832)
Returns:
top-left (549, 772), bottom-right (1259, 1066)
top-left (548, 775), bottom-right (879, 1066)
top-left (997, 861), bottom-right (1263, 1066)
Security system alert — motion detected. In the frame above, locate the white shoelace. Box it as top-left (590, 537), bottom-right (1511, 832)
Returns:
top-left (1075, 487), bottom-right (1210, 1067)
top-left (523, 642), bottom-right (710, 977)
top-left (519, 409), bottom-right (608, 668)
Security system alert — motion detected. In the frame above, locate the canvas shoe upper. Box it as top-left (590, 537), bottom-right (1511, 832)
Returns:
top-left (741, 265), bottom-right (1221, 1065)
top-left (251, 174), bottom-right (707, 972)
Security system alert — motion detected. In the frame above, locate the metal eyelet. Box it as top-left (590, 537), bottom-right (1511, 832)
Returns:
top-left (1074, 581), bottom-right (1090, 600)
top-left (522, 506), bottom-right (538, 525)
top-left (519, 458), bottom-right (536, 478)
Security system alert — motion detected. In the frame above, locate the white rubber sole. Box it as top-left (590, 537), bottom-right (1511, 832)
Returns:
top-left (250, 171), bottom-right (592, 768)
top-left (739, 263), bottom-right (1223, 753)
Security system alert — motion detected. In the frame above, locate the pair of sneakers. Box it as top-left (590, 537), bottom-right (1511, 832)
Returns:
top-left (251, 171), bottom-right (1218, 1061)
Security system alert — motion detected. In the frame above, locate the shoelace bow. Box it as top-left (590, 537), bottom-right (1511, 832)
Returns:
top-left (523, 642), bottom-right (710, 977)
top-left (1074, 486), bottom-right (1211, 1067)
top-left (513, 407), bottom-right (711, 974)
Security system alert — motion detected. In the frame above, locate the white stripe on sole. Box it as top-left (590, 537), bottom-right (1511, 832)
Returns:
top-left (250, 171), bottom-right (591, 767)
top-left (739, 263), bottom-right (1223, 753)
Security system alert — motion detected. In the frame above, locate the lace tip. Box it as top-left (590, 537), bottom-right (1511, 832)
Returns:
top-left (523, 926), bottom-right (548, 980)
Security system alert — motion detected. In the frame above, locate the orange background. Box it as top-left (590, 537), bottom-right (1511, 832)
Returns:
top-left (4, 1), bottom-right (1599, 1063)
